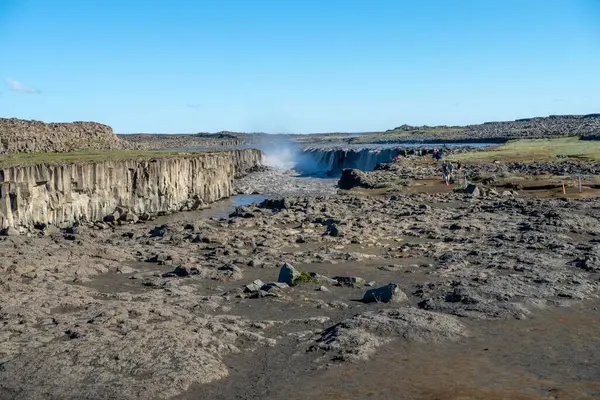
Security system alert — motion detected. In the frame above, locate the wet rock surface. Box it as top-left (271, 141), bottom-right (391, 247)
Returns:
top-left (1, 164), bottom-right (600, 399)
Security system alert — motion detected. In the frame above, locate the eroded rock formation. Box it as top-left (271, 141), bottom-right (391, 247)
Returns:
top-left (0, 118), bottom-right (126, 152)
top-left (0, 149), bottom-right (261, 228)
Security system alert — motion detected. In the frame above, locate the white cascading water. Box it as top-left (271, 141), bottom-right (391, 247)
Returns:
top-left (297, 148), bottom-right (399, 175)
top-left (256, 135), bottom-right (402, 175)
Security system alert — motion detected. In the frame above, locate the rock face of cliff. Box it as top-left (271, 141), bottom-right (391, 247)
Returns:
top-left (0, 118), bottom-right (127, 152)
top-left (0, 149), bottom-right (261, 228)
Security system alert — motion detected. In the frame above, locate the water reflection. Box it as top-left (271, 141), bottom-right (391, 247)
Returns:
top-left (153, 194), bottom-right (270, 224)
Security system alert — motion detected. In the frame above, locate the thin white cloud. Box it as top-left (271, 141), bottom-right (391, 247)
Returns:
top-left (6, 78), bottom-right (40, 94)
top-left (186, 103), bottom-right (202, 109)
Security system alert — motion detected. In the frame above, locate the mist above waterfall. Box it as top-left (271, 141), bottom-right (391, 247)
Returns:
top-left (255, 136), bottom-right (320, 172)
top-left (255, 135), bottom-right (401, 176)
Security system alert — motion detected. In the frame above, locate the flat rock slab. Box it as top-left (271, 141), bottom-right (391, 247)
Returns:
top-left (312, 308), bottom-right (467, 362)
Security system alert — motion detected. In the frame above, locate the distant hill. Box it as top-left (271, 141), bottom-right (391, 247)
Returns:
top-left (359, 114), bottom-right (600, 144)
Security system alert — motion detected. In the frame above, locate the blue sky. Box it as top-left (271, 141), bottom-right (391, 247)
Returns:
top-left (1, 0), bottom-right (599, 133)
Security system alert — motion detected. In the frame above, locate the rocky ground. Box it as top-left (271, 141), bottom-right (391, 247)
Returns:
top-left (1, 160), bottom-right (600, 399)
top-left (356, 114), bottom-right (600, 144)
top-left (118, 133), bottom-right (245, 149)
top-left (234, 167), bottom-right (338, 197)
top-left (0, 118), bottom-right (131, 153)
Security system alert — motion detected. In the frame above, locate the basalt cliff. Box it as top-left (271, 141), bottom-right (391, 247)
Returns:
top-left (0, 149), bottom-right (261, 229)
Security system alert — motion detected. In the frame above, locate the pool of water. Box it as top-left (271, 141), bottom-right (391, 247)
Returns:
top-left (153, 194), bottom-right (270, 224)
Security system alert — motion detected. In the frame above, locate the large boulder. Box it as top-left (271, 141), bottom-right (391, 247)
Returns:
top-left (362, 283), bottom-right (408, 304)
top-left (464, 184), bottom-right (480, 197)
top-left (277, 263), bottom-right (301, 285)
top-left (1, 227), bottom-right (20, 236)
top-left (338, 169), bottom-right (376, 190)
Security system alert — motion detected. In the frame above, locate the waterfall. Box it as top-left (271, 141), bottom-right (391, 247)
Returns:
top-left (296, 147), bottom-right (401, 175)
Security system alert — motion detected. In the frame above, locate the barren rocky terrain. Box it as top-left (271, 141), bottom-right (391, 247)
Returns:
top-left (355, 114), bottom-right (600, 144)
top-left (118, 133), bottom-right (246, 149)
top-left (0, 118), bottom-right (130, 153)
top-left (118, 114), bottom-right (600, 148)
top-left (1, 154), bottom-right (600, 399)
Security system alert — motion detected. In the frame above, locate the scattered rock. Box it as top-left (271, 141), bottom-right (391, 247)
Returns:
top-left (309, 272), bottom-right (338, 285)
top-left (327, 224), bottom-right (343, 237)
top-left (332, 276), bottom-right (365, 287)
top-left (362, 283), bottom-right (408, 304)
top-left (311, 308), bottom-right (467, 362)
top-left (1, 227), bottom-right (20, 236)
top-left (150, 225), bottom-right (168, 238)
top-left (117, 265), bottom-right (135, 274)
top-left (464, 184), bottom-right (480, 197)
top-left (261, 282), bottom-right (290, 292)
top-left (244, 279), bottom-right (266, 293)
top-left (277, 263), bottom-right (301, 286)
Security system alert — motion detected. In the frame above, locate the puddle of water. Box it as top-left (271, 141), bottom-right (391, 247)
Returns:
top-left (295, 258), bottom-right (433, 289)
top-left (81, 261), bottom-right (164, 294)
top-left (154, 194), bottom-right (270, 224)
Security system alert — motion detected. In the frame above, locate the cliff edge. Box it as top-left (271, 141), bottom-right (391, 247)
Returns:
top-left (0, 149), bottom-right (262, 229)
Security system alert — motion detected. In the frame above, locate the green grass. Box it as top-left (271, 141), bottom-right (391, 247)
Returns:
top-left (350, 127), bottom-right (466, 144)
top-left (0, 149), bottom-right (220, 168)
top-left (292, 272), bottom-right (313, 286)
top-left (459, 137), bottom-right (600, 163)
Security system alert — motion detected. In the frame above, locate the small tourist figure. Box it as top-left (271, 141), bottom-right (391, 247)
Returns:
top-left (441, 161), bottom-right (450, 186)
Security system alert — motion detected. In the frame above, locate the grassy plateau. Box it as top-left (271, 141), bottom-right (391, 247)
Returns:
top-left (458, 137), bottom-right (600, 163)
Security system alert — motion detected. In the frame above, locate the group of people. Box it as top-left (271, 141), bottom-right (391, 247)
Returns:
top-left (390, 147), bottom-right (463, 186)
top-left (432, 148), bottom-right (463, 186)
top-left (440, 160), bottom-right (462, 186)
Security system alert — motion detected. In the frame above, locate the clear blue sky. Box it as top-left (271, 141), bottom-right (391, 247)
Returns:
top-left (1, 0), bottom-right (599, 133)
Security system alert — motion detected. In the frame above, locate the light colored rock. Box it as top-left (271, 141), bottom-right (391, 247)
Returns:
top-left (0, 150), bottom-right (261, 229)
top-left (42, 226), bottom-right (61, 236)
top-left (262, 282), bottom-right (289, 291)
top-left (244, 279), bottom-right (265, 293)
top-left (116, 265), bottom-right (135, 274)
top-left (0, 305), bottom-right (272, 399)
top-left (309, 272), bottom-right (338, 285)
top-left (312, 308), bottom-right (467, 362)
top-left (362, 283), bottom-right (408, 304)
top-left (1, 226), bottom-right (20, 236)
top-left (0, 117), bottom-right (124, 153)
